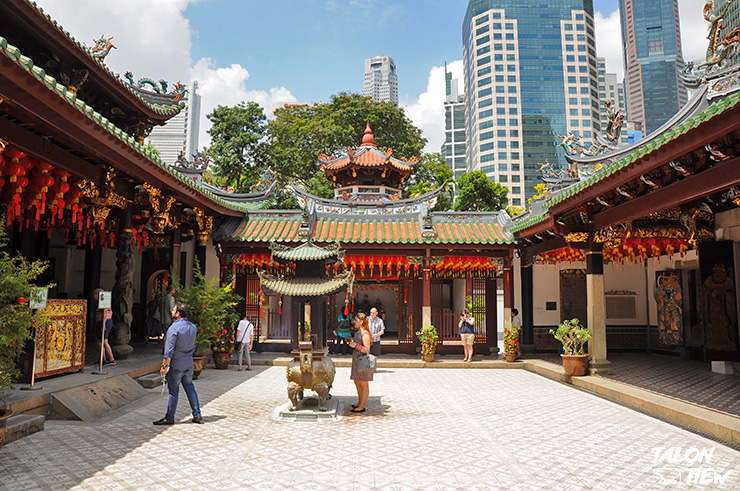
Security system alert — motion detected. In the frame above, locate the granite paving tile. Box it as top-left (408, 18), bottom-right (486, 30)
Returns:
top-left (1, 366), bottom-right (739, 490)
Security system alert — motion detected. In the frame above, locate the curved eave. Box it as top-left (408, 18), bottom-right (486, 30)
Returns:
top-left (257, 271), bottom-right (354, 297)
top-left (546, 89), bottom-right (740, 213)
top-left (510, 215), bottom-right (554, 239)
top-left (292, 183), bottom-right (443, 210)
top-left (0, 35), bottom-right (246, 216)
top-left (200, 180), bottom-right (277, 202)
top-left (566, 84), bottom-right (710, 166)
top-left (11, 1), bottom-right (181, 122)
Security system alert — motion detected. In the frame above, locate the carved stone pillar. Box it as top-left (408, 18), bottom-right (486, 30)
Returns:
top-left (110, 210), bottom-right (135, 359)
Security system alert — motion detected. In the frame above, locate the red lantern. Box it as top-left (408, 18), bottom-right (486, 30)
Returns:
top-left (7, 160), bottom-right (24, 183)
top-left (39, 173), bottom-right (54, 193)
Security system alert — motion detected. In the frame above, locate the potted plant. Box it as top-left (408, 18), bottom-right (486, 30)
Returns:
top-left (175, 260), bottom-right (241, 373)
top-left (211, 324), bottom-right (237, 369)
top-left (0, 219), bottom-right (51, 449)
top-left (415, 325), bottom-right (438, 363)
top-left (549, 318), bottom-right (592, 376)
top-left (503, 326), bottom-right (519, 362)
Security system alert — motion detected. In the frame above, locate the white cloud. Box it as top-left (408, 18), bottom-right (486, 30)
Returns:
top-left (595, 9), bottom-right (624, 79)
top-left (190, 59), bottom-right (296, 147)
top-left (679, 0), bottom-right (709, 63)
top-left (33, 0), bottom-right (296, 150)
top-left (404, 60), bottom-right (464, 154)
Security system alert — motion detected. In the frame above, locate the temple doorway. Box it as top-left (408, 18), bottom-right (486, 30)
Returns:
top-left (354, 284), bottom-right (399, 338)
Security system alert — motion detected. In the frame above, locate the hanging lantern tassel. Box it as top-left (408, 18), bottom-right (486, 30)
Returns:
top-left (110, 232), bottom-right (115, 248)
top-left (344, 299), bottom-right (349, 316)
top-left (279, 295), bottom-right (282, 315)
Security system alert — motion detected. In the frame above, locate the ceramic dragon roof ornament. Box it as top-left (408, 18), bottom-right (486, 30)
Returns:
top-left (123, 71), bottom-right (188, 104)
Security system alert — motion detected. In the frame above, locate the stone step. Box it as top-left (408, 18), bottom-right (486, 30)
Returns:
top-left (6, 414), bottom-right (45, 444)
top-left (137, 373), bottom-right (165, 389)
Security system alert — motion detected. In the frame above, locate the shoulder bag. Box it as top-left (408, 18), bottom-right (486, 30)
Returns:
top-left (355, 351), bottom-right (377, 374)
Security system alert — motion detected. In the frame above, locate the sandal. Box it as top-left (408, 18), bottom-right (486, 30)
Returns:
top-left (351, 408), bottom-right (366, 413)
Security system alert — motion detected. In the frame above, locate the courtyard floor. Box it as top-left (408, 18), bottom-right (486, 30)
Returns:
top-left (2, 364), bottom-right (740, 490)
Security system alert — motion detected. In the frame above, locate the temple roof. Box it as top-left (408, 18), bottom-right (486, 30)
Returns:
top-left (257, 270), bottom-right (354, 297)
top-left (0, 33), bottom-right (265, 215)
top-left (270, 239), bottom-right (345, 262)
top-left (215, 209), bottom-right (514, 245)
top-left (319, 124), bottom-right (417, 178)
top-left (4, 0), bottom-right (183, 120)
top-left (511, 84), bottom-right (740, 235)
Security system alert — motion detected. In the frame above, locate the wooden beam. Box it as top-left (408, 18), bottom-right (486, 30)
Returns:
top-left (0, 116), bottom-right (103, 181)
top-left (593, 156), bottom-right (740, 230)
top-left (521, 237), bottom-right (568, 262)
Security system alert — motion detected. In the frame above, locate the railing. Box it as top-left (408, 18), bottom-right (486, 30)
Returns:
top-left (266, 311), bottom-right (291, 339)
top-left (434, 311), bottom-right (461, 341)
top-left (433, 311), bottom-right (487, 342)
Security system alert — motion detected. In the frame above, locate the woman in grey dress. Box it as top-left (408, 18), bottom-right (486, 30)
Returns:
top-left (348, 312), bottom-right (373, 413)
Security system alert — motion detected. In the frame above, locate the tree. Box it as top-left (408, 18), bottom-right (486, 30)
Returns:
top-left (264, 92), bottom-right (426, 186)
top-left (404, 153), bottom-right (454, 211)
top-left (454, 171), bottom-right (508, 212)
top-left (0, 219), bottom-right (51, 392)
top-left (206, 102), bottom-right (267, 192)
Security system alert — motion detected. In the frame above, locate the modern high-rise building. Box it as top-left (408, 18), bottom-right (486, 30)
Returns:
top-left (618, 0), bottom-right (688, 135)
top-left (362, 55), bottom-right (398, 105)
top-left (146, 81), bottom-right (201, 166)
top-left (597, 57), bottom-right (628, 145)
top-left (441, 67), bottom-right (467, 180)
top-left (463, 0), bottom-right (601, 205)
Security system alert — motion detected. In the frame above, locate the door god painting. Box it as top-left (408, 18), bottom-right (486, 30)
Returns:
top-left (655, 271), bottom-right (684, 346)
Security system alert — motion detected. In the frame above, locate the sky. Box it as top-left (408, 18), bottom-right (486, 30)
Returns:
top-left (36, 0), bottom-right (706, 154)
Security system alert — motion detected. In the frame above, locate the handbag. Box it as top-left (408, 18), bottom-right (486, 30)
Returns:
top-left (355, 352), bottom-right (377, 374)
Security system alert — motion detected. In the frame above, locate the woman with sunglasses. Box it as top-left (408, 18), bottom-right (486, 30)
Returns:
top-left (348, 312), bottom-right (373, 413)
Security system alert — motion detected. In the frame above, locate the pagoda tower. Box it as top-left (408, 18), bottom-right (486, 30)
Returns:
top-left (319, 124), bottom-right (418, 202)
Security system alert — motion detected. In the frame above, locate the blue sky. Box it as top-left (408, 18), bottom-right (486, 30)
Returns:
top-left (38, 0), bottom-right (704, 153)
top-left (183, 0), bottom-right (619, 104)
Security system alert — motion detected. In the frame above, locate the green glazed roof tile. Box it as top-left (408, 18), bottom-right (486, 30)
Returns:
top-left (0, 33), bottom-right (259, 214)
top-left (544, 88), bottom-right (740, 210)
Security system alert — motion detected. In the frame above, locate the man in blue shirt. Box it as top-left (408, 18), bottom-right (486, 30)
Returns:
top-left (153, 302), bottom-right (202, 425)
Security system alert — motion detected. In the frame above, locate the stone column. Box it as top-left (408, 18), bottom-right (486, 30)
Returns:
top-left (503, 255), bottom-right (514, 329)
top-left (110, 209), bottom-right (135, 359)
top-left (422, 266), bottom-right (432, 329)
top-left (586, 249), bottom-right (610, 375)
top-left (171, 228), bottom-right (181, 286)
top-left (520, 262), bottom-right (535, 351)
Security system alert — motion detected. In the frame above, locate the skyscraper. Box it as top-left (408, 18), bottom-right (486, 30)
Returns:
top-left (147, 81), bottom-right (202, 166)
top-left (619, 0), bottom-right (688, 134)
top-left (441, 67), bottom-right (467, 180)
top-left (362, 55), bottom-right (398, 105)
top-left (463, 0), bottom-right (600, 205)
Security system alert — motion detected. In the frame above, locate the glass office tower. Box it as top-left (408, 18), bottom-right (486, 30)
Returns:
top-left (463, 0), bottom-right (600, 204)
top-left (442, 70), bottom-right (468, 180)
top-left (619, 0), bottom-right (687, 134)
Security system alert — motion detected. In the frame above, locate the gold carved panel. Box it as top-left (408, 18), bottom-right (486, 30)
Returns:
top-left (35, 300), bottom-right (87, 379)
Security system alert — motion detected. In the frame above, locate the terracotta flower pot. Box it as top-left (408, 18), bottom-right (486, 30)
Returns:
top-left (561, 354), bottom-right (589, 376)
top-left (0, 407), bottom-right (14, 451)
top-left (423, 353), bottom-right (434, 363)
top-left (213, 353), bottom-right (232, 370)
top-left (505, 353), bottom-right (516, 362)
